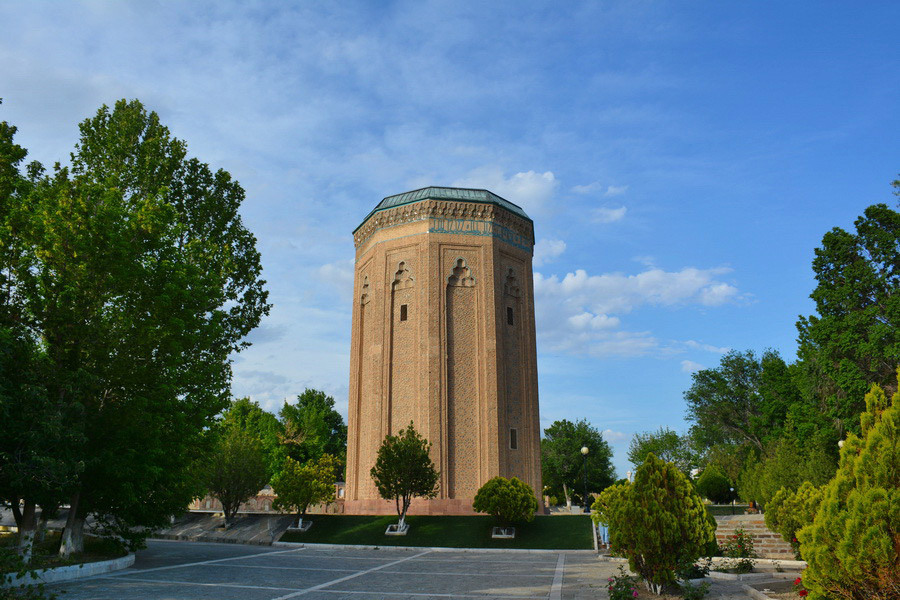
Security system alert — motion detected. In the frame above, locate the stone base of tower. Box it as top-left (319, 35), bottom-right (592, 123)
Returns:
top-left (343, 497), bottom-right (479, 516)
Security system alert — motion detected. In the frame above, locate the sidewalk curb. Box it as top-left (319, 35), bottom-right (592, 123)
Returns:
top-left (272, 541), bottom-right (597, 554)
top-left (3, 553), bottom-right (134, 587)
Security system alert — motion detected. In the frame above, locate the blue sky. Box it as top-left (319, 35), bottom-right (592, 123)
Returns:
top-left (2, 1), bottom-right (898, 476)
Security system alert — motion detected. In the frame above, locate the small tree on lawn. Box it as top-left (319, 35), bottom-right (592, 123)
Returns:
top-left (207, 428), bottom-right (269, 529)
top-left (595, 453), bottom-right (716, 595)
top-left (272, 454), bottom-right (337, 526)
top-left (370, 422), bottom-right (439, 530)
top-left (473, 476), bottom-right (539, 527)
top-left (796, 375), bottom-right (900, 599)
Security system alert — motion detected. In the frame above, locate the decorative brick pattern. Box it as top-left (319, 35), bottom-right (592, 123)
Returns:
top-left (345, 189), bottom-right (542, 514)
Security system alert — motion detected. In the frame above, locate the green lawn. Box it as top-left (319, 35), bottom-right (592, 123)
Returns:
top-left (279, 514), bottom-right (593, 549)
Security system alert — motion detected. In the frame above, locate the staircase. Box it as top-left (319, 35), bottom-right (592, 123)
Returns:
top-left (714, 514), bottom-right (795, 559)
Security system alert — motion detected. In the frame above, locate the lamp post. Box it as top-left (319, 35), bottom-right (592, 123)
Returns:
top-left (581, 446), bottom-right (589, 513)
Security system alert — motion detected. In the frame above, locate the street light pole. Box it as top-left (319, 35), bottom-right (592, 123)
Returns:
top-left (581, 446), bottom-right (589, 513)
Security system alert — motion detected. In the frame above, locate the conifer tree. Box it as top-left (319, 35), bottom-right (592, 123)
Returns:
top-left (595, 453), bottom-right (716, 595)
top-left (796, 372), bottom-right (900, 599)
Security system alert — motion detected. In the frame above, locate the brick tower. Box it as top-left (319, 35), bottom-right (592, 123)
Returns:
top-left (344, 187), bottom-right (541, 514)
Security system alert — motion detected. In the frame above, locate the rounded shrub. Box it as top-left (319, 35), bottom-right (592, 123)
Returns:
top-left (472, 476), bottom-right (539, 526)
top-left (694, 464), bottom-right (734, 504)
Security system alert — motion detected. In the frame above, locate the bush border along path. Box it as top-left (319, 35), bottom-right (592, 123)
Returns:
top-left (279, 514), bottom-right (593, 549)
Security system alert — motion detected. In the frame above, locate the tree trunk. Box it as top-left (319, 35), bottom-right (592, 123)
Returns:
top-left (59, 492), bottom-right (85, 558)
top-left (563, 483), bottom-right (572, 508)
top-left (17, 500), bottom-right (36, 564)
top-left (11, 501), bottom-right (22, 527)
top-left (34, 513), bottom-right (47, 544)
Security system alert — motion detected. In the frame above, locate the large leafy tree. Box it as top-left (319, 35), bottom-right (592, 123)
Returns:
top-left (627, 427), bottom-right (697, 476)
top-left (223, 397), bottom-right (286, 482)
top-left (0, 110), bottom-right (83, 561)
top-left (207, 428), bottom-right (269, 529)
top-left (370, 422), bottom-right (439, 530)
top-left (4, 100), bottom-right (269, 555)
top-left (796, 199), bottom-right (900, 436)
top-left (541, 419), bottom-right (615, 507)
top-left (684, 349), bottom-right (800, 451)
top-left (280, 389), bottom-right (347, 476)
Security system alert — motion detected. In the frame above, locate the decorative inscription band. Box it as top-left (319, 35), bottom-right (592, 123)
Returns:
top-left (428, 217), bottom-right (531, 252)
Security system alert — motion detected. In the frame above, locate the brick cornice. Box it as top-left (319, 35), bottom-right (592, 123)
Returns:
top-left (354, 199), bottom-right (534, 250)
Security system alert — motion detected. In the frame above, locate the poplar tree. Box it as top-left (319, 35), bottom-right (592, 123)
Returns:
top-left (2, 100), bottom-right (269, 555)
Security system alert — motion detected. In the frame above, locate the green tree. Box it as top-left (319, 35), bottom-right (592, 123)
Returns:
top-left (693, 464), bottom-right (735, 504)
top-left (222, 397), bottom-right (285, 481)
top-left (472, 476), bottom-right (539, 527)
top-left (541, 419), bottom-right (615, 508)
top-left (685, 349), bottom-right (799, 451)
top-left (736, 437), bottom-right (835, 509)
top-left (279, 389), bottom-right (347, 474)
top-left (796, 200), bottom-right (900, 436)
top-left (207, 428), bottom-right (269, 529)
top-left (796, 375), bottom-right (900, 599)
top-left (0, 328), bottom-right (82, 563)
top-left (272, 454), bottom-right (337, 526)
top-left (593, 453), bottom-right (716, 595)
top-left (3, 100), bottom-right (269, 555)
top-left (370, 422), bottom-right (439, 530)
top-left (627, 427), bottom-right (696, 475)
top-left (0, 111), bottom-right (83, 562)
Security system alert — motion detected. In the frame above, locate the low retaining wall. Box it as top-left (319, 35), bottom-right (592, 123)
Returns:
top-left (715, 514), bottom-right (794, 559)
top-left (3, 553), bottom-right (134, 587)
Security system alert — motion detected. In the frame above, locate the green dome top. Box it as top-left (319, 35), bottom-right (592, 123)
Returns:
top-left (354, 186), bottom-right (531, 233)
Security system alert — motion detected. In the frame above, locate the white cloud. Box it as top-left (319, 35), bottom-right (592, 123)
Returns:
top-left (571, 182), bottom-right (629, 197)
top-left (593, 206), bottom-right (627, 223)
top-left (453, 167), bottom-right (557, 216)
top-left (681, 360), bottom-right (704, 373)
top-left (318, 258), bottom-right (356, 302)
top-left (533, 238), bottom-right (567, 267)
top-left (684, 340), bottom-right (731, 354)
top-left (533, 266), bottom-right (741, 358)
top-left (602, 429), bottom-right (629, 443)
top-left (572, 182), bottom-right (604, 194)
top-left (604, 185), bottom-right (629, 197)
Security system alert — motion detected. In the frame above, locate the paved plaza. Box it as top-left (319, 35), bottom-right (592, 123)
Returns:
top-left (51, 540), bottom-right (755, 599)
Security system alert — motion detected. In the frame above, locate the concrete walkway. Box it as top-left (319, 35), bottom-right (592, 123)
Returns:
top-left (46, 539), bottom-right (766, 600)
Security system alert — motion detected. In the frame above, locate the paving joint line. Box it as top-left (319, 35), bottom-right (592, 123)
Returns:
top-left (549, 553), bottom-right (565, 600)
top-left (102, 546), bottom-right (306, 578)
top-left (270, 549), bottom-right (433, 600)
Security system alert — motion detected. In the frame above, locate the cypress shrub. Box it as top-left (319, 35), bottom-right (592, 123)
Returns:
top-left (592, 453), bottom-right (716, 595)
top-left (764, 482), bottom-right (823, 559)
top-left (796, 375), bottom-right (900, 599)
top-left (694, 464), bottom-right (734, 504)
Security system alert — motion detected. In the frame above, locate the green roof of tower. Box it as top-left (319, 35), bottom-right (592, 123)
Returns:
top-left (354, 186), bottom-right (532, 234)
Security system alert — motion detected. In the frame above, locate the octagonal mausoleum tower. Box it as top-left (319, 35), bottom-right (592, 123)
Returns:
top-left (344, 187), bottom-right (542, 514)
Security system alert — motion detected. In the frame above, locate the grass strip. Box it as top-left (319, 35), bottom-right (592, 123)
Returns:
top-left (279, 514), bottom-right (593, 549)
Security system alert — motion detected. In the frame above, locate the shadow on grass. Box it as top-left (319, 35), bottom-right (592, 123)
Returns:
top-left (279, 514), bottom-right (592, 549)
